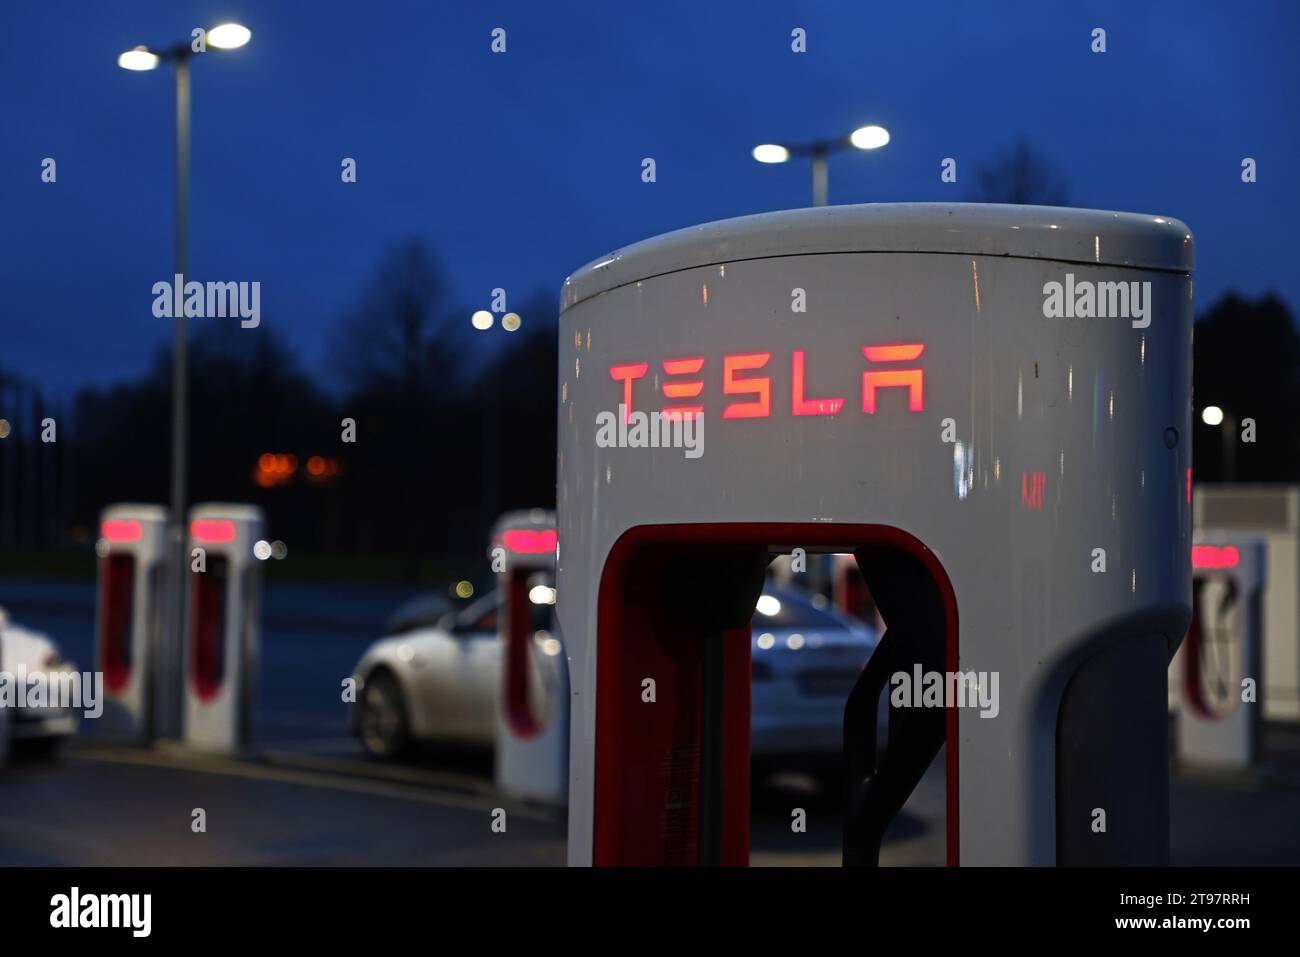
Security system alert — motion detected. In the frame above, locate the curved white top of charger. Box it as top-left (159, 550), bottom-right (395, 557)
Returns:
top-left (561, 203), bottom-right (1194, 312)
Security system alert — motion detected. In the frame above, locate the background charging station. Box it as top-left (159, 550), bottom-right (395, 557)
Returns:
top-left (1172, 538), bottom-right (1265, 769)
top-left (184, 503), bottom-right (264, 754)
top-left (557, 203), bottom-right (1194, 866)
top-left (95, 503), bottom-right (169, 743)
top-left (493, 509), bottom-right (568, 804)
top-left (1194, 485), bottom-right (1299, 722)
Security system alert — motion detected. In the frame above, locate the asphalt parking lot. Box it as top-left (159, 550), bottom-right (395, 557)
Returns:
top-left (2, 578), bottom-right (1298, 866)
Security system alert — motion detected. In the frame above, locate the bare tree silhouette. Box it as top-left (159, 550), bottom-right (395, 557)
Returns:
top-left (971, 139), bottom-right (1070, 206)
top-left (328, 238), bottom-right (457, 397)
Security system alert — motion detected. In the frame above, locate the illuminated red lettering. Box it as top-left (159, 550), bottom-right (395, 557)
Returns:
top-left (661, 357), bottom-right (704, 420)
top-left (1020, 471), bottom-right (1046, 511)
top-left (722, 353), bottom-right (771, 419)
top-left (502, 528), bottom-right (558, 555)
top-left (191, 519), bottom-right (237, 544)
top-left (1192, 545), bottom-right (1239, 570)
top-left (791, 351), bottom-right (844, 416)
top-left (609, 363), bottom-right (648, 422)
top-left (611, 342), bottom-right (929, 421)
top-left (101, 519), bottom-right (142, 543)
top-left (862, 343), bottom-right (925, 413)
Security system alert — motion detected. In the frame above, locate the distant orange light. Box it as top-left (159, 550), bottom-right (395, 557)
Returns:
top-left (101, 519), bottom-right (142, 543)
top-left (191, 519), bottom-right (237, 544)
top-left (307, 456), bottom-right (326, 476)
top-left (255, 452), bottom-right (300, 487)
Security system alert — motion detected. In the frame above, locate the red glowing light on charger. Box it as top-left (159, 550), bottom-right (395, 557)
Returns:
top-left (863, 343), bottom-right (925, 362)
top-left (721, 352), bottom-right (771, 419)
top-left (1192, 545), bottom-right (1239, 570)
top-left (609, 363), bottom-right (648, 423)
top-left (607, 341), bottom-right (927, 419)
top-left (792, 351), bottom-right (844, 416)
top-left (191, 519), bottom-right (237, 544)
top-left (101, 519), bottom-right (142, 543)
top-left (1021, 471), bottom-right (1046, 511)
top-left (862, 343), bottom-right (925, 413)
top-left (503, 529), bottom-right (558, 555)
top-left (662, 357), bottom-right (704, 420)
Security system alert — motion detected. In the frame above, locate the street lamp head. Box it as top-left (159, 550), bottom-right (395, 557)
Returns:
top-left (752, 144), bottom-right (791, 165)
top-left (207, 22), bottom-right (252, 49)
top-left (850, 125), bottom-right (890, 150)
top-left (117, 46), bottom-right (160, 71)
top-left (1201, 406), bottom-right (1225, 426)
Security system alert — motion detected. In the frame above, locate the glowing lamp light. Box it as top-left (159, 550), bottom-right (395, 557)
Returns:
top-left (117, 46), bottom-right (160, 71)
top-left (849, 125), bottom-right (890, 150)
top-left (752, 144), bottom-right (790, 164)
top-left (191, 519), bottom-right (237, 544)
top-left (528, 585), bottom-right (557, 605)
top-left (755, 594), bottom-right (781, 617)
top-left (101, 519), bottom-right (142, 543)
top-left (1201, 406), bottom-right (1225, 426)
top-left (207, 23), bottom-right (252, 49)
top-left (471, 310), bottom-right (494, 330)
top-left (1192, 545), bottom-right (1239, 570)
top-left (502, 528), bottom-right (558, 554)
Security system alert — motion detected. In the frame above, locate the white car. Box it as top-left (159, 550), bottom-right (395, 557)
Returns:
top-left (351, 583), bottom-right (879, 768)
top-left (0, 607), bottom-right (79, 757)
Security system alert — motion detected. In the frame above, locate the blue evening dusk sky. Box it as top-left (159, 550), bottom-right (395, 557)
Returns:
top-left (3, 0), bottom-right (1297, 397)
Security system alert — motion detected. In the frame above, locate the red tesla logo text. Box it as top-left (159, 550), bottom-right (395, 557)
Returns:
top-left (608, 344), bottom-right (925, 419)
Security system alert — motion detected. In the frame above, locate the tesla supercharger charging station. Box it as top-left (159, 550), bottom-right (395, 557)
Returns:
top-left (493, 510), bottom-right (568, 804)
top-left (1194, 485), bottom-right (1299, 721)
top-left (184, 503), bottom-right (264, 753)
top-left (95, 503), bottom-right (168, 742)
top-left (1172, 539), bottom-right (1265, 770)
top-left (557, 203), bottom-right (1194, 866)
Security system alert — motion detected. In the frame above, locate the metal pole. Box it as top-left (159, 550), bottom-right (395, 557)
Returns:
top-left (811, 150), bottom-right (828, 208)
top-left (1222, 414), bottom-right (1236, 483)
top-left (162, 56), bottom-right (191, 742)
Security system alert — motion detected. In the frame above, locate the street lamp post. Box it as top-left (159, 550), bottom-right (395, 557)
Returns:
top-left (118, 23), bottom-right (251, 741)
top-left (1202, 405), bottom-right (1237, 482)
top-left (753, 125), bottom-right (890, 207)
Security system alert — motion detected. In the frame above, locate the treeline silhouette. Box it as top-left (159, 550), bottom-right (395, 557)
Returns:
top-left (0, 241), bottom-right (1297, 582)
top-left (1, 239), bottom-right (557, 581)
